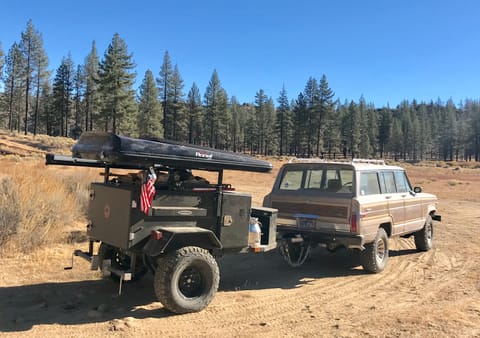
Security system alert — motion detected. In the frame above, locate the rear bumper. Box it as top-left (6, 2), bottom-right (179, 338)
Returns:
top-left (277, 225), bottom-right (364, 249)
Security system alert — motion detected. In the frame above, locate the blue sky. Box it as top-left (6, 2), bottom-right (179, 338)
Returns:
top-left (1, 0), bottom-right (479, 107)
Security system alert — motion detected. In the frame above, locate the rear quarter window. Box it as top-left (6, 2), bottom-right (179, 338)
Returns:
top-left (279, 170), bottom-right (303, 190)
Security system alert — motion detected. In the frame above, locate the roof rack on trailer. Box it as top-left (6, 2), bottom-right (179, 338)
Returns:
top-left (351, 159), bottom-right (386, 165)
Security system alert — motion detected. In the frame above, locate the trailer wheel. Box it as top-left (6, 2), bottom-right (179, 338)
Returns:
top-left (98, 243), bottom-right (147, 281)
top-left (154, 246), bottom-right (219, 314)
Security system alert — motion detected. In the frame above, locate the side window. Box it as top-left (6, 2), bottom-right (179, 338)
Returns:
top-left (394, 171), bottom-right (411, 193)
top-left (359, 172), bottom-right (380, 195)
top-left (305, 169), bottom-right (323, 189)
top-left (339, 170), bottom-right (353, 186)
top-left (279, 170), bottom-right (303, 190)
top-left (382, 172), bottom-right (397, 193)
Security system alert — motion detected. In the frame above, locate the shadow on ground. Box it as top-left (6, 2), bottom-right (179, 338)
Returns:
top-left (0, 246), bottom-right (420, 332)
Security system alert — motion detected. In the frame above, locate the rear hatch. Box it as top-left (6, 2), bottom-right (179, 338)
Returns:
top-left (263, 162), bottom-right (355, 232)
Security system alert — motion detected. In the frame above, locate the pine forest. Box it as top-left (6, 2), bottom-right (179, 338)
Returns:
top-left (1, 21), bottom-right (480, 162)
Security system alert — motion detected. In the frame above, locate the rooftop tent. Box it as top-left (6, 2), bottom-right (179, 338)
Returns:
top-left (47, 132), bottom-right (273, 173)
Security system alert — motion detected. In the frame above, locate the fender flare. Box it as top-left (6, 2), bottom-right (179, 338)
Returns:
top-left (143, 226), bottom-right (222, 257)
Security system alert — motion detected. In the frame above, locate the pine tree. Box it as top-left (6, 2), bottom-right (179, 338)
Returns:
top-left (4, 42), bottom-right (25, 132)
top-left (137, 69), bottom-right (162, 138)
top-left (20, 20), bottom-right (44, 134)
top-left (264, 97), bottom-right (277, 155)
top-left (170, 64), bottom-right (186, 141)
top-left (229, 96), bottom-right (242, 152)
top-left (204, 70), bottom-right (228, 148)
top-left (317, 74), bottom-right (335, 156)
top-left (157, 51), bottom-right (173, 138)
top-left (30, 25), bottom-right (48, 135)
top-left (254, 89), bottom-right (268, 154)
top-left (84, 41), bottom-right (100, 131)
top-left (347, 101), bottom-right (361, 158)
top-left (378, 107), bottom-right (392, 158)
top-left (51, 55), bottom-right (75, 136)
top-left (73, 65), bottom-right (85, 135)
top-left (303, 77), bottom-right (318, 155)
top-left (186, 82), bottom-right (202, 144)
top-left (38, 79), bottom-right (52, 135)
top-left (389, 117), bottom-right (403, 161)
top-left (98, 33), bottom-right (136, 134)
top-left (291, 93), bottom-right (308, 156)
top-left (276, 85), bottom-right (291, 156)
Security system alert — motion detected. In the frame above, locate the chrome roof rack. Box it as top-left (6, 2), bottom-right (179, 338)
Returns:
top-left (351, 159), bottom-right (386, 165)
top-left (287, 158), bottom-right (386, 165)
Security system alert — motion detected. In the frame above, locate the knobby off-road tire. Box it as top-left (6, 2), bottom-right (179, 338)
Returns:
top-left (154, 246), bottom-right (220, 314)
top-left (361, 228), bottom-right (389, 273)
top-left (98, 243), bottom-right (147, 282)
top-left (414, 215), bottom-right (433, 251)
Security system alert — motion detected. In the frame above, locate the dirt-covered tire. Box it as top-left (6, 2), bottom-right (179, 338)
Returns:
top-left (361, 228), bottom-right (389, 273)
top-left (98, 243), bottom-right (147, 282)
top-left (414, 215), bottom-right (433, 251)
top-left (154, 246), bottom-right (219, 314)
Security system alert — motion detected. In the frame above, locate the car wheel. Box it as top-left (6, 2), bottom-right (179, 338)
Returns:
top-left (361, 228), bottom-right (389, 273)
top-left (414, 215), bottom-right (433, 251)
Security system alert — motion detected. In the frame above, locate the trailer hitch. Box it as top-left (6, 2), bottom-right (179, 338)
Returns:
top-left (278, 235), bottom-right (311, 267)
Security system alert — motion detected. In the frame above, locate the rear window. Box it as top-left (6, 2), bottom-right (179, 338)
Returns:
top-left (278, 166), bottom-right (354, 193)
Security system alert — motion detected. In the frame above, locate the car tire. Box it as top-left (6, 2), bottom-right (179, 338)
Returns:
top-left (361, 228), bottom-right (389, 273)
top-left (154, 246), bottom-right (219, 314)
top-left (414, 215), bottom-right (433, 251)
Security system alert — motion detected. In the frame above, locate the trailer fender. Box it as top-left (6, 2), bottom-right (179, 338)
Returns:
top-left (143, 227), bottom-right (222, 257)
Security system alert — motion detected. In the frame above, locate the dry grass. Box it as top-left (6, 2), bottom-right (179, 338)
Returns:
top-left (0, 159), bottom-right (100, 255)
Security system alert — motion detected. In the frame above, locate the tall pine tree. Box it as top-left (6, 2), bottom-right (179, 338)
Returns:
top-left (4, 42), bottom-right (25, 132)
top-left (84, 41), bottom-right (100, 131)
top-left (98, 33), bottom-right (137, 134)
top-left (137, 69), bottom-right (162, 138)
top-left (157, 51), bottom-right (174, 138)
top-left (276, 85), bottom-right (291, 156)
top-left (186, 82), bottom-right (203, 144)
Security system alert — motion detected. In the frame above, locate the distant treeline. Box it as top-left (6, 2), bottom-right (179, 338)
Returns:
top-left (1, 20), bottom-right (479, 161)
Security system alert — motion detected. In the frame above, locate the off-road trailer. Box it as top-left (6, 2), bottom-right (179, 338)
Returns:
top-left (46, 132), bottom-right (277, 314)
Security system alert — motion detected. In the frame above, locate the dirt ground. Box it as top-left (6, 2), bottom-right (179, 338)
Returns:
top-left (0, 159), bottom-right (479, 337)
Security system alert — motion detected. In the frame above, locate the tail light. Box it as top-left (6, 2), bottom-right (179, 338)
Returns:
top-left (350, 212), bottom-right (366, 233)
top-left (350, 213), bottom-right (358, 233)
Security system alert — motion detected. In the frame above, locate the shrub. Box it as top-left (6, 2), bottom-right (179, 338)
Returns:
top-left (0, 176), bottom-right (21, 246)
top-left (0, 160), bottom-right (98, 254)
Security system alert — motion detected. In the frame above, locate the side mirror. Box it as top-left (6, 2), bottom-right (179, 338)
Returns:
top-left (413, 186), bottom-right (422, 193)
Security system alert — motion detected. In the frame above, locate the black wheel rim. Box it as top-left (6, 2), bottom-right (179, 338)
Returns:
top-left (178, 267), bottom-right (204, 298)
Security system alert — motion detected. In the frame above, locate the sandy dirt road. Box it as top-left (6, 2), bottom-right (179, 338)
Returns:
top-left (0, 162), bottom-right (479, 337)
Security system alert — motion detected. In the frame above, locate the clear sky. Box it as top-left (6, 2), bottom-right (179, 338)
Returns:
top-left (1, 0), bottom-right (479, 107)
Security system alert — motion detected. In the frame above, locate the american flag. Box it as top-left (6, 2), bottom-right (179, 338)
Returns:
top-left (140, 168), bottom-right (156, 214)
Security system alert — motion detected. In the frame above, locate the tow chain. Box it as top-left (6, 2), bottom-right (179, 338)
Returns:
top-left (278, 235), bottom-right (311, 267)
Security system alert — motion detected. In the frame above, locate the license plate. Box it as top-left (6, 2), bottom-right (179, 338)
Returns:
top-left (299, 218), bottom-right (315, 229)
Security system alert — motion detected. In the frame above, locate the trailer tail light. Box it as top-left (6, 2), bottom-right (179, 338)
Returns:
top-left (150, 230), bottom-right (163, 240)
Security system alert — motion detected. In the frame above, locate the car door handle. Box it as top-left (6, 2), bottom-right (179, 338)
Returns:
top-left (385, 196), bottom-right (392, 199)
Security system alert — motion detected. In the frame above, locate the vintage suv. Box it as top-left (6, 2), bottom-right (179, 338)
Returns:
top-left (263, 159), bottom-right (441, 273)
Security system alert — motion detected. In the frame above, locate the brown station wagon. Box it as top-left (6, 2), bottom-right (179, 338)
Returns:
top-left (263, 159), bottom-right (441, 273)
